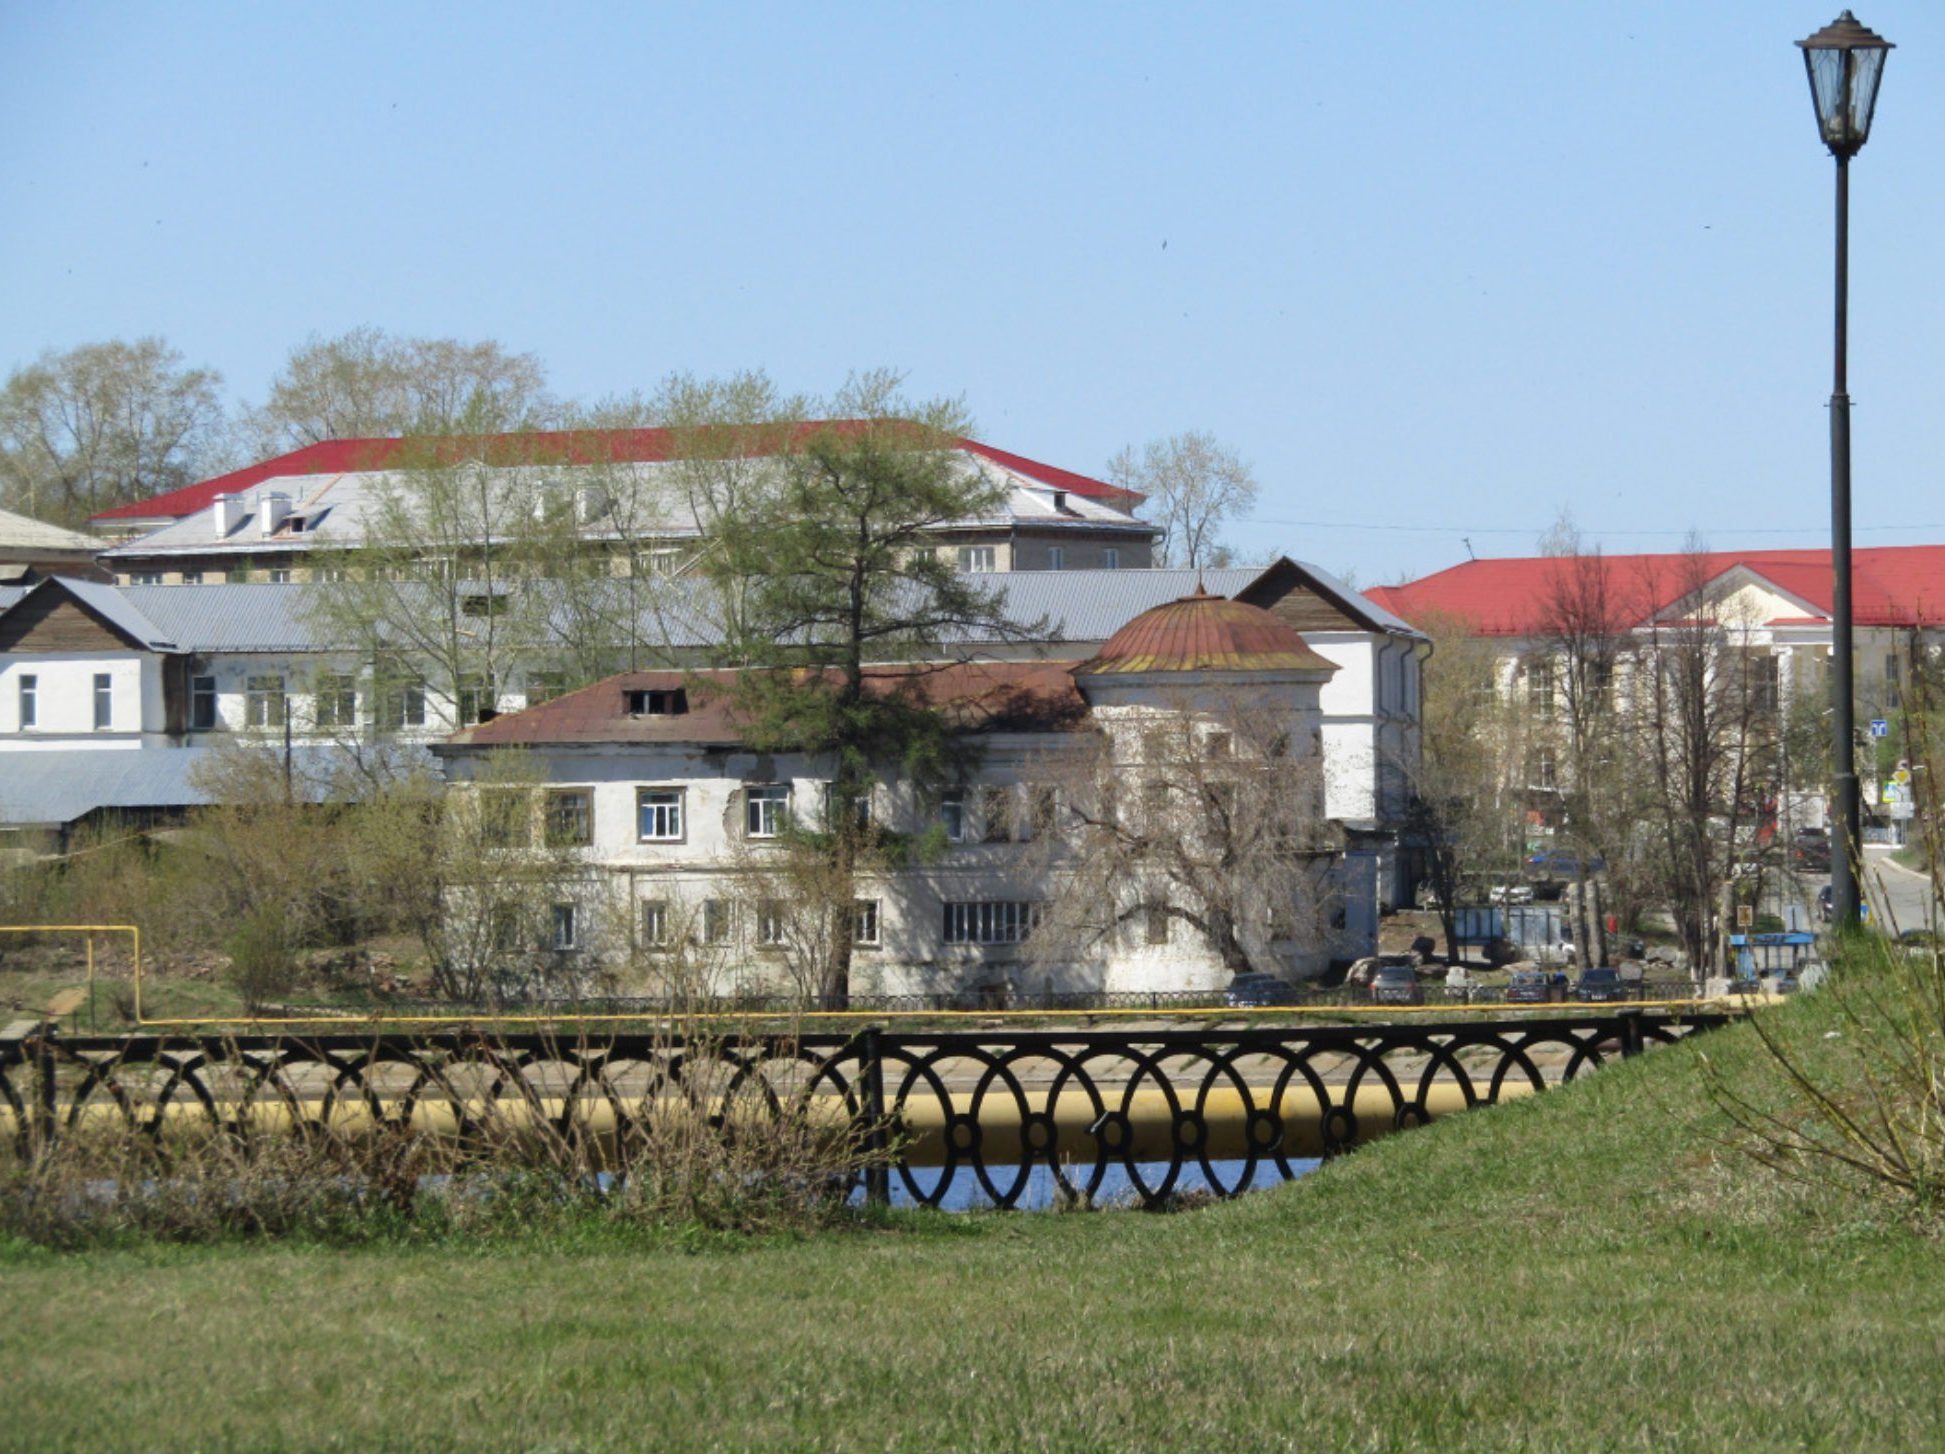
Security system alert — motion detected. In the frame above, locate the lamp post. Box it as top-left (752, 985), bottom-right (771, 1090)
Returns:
top-left (1797, 10), bottom-right (1892, 929)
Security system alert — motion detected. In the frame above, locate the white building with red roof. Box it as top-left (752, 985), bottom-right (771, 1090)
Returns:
top-left (90, 426), bottom-right (1158, 583)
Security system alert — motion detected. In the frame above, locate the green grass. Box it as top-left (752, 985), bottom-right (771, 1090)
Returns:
top-left (3, 1002), bottom-right (1943, 1452)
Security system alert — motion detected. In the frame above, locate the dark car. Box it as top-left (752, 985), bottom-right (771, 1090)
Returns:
top-left (1504, 968), bottom-right (1566, 1004)
top-left (1817, 885), bottom-right (1834, 923)
top-left (1572, 967), bottom-right (1630, 1003)
top-left (1225, 972), bottom-right (1300, 1008)
top-left (1525, 850), bottom-right (1606, 880)
top-left (1369, 966), bottom-right (1425, 1006)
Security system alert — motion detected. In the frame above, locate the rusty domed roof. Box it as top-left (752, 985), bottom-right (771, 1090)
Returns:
top-left (1074, 586), bottom-right (1336, 676)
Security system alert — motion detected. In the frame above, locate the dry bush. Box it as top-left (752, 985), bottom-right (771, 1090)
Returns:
top-left (1, 1025), bottom-right (892, 1248)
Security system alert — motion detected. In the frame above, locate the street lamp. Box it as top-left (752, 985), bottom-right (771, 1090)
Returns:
top-left (1797, 10), bottom-right (1892, 929)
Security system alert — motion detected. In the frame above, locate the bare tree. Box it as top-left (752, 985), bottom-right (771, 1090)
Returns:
top-left (1631, 540), bottom-right (1779, 973)
top-left (1106, 431), bottom-right (1258, 569)
top-left (1030, 690), bottom-right (1337, 980)
top-left (0, 338), bottom-right (228, 525)
top-left (241, 327), bottom-right (556, 453)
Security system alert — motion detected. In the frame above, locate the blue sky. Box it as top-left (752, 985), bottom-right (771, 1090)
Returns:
top-left (3, 3), bottom-right (1940, 583)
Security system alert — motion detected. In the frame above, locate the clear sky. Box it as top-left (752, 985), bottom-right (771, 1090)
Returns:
top-left (3, 3), bottom-right (1940, 584)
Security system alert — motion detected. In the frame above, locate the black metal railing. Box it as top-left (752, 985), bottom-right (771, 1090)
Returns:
top-left (1, 1013), bottom-right (1725, 1210)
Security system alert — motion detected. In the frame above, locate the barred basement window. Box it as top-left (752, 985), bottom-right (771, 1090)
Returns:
top-left (942, 901), bottom-right (1044, 946)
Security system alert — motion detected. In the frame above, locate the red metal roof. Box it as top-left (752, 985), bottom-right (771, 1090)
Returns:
top-left (1075, 588), bottom-right (1336, 676)
top-left (91, 425), bottom-right (1137, 524)
top-left (1363, 545), bottom-right (1945, 635)
top-left (446, 662), bottom-right (1091, 749)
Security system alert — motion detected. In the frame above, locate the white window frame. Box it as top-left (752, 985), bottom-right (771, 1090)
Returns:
top-left (958, 545), bottom-right (997, 574)
top-left (1103, 547), bottom-right (1121, 570)
top-left (701, 899), bottom-right (732, 946)
top-left (942, 901), bottom-right (1044, 946)
top-left (545, 788), bottom-right (593, 847)
top-left (940, 790), bottom-right (966, 843)
top-left (1047, 546), bottom-right (1065, 570)
top-left (853, 899), bottom-right (881, 947)
top-left (746, 784), bottom-right (790, 839)
top-left (380, 679), bottom-right (427, 731)
top-left (92, 673), bottom-right (112, 731)
top-left (189, 675), bottom-right (217, 731)
top-left (245, 674), bottom-right (286, 730)
top-left (640, 900), bottom-right (671, 950)
top-left (755, 900), bottom-right (789, 947)
top-left (129, 571), bottom-right (162, 586)
top-left (266, 568), bottom-right (292, 584)
top-left (180, 570), bottom-right (204, 586)
top-left (18, 673), bottom-right (36, 730)
top-left (314, 674), bottom-right (358, 729)
top-left (637, 788), bottom-right (685, 843)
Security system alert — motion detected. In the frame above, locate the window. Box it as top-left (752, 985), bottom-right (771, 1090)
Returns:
top-left (1103, 548), bottom-right (1121, 570)
top-left (942, 901), bottom-right (1044, 946)
top-left (979, 785), bottom-right (1012, 843)
top-left (823, 782), bottom-right (871, 831)
top-left (545, 789), bottom-right (592, 847)
top-left (456, 675), bottom-right (494, 727)
top-left (633, 549), bottom-right (683, 578)
top-left (640, 900), bottom-right (670, 949)
top-left (1047, 546), bottom-right (1065, 570)
top-left (1526, 658), bottom-right (1555, 714)
top-left (180, 571), bottom-right (204, 586)
top-left (853, 899), bottom-right (880, 947)
top-left (1884, 653), bottom-right (1903, 711)
top-left (315, 674), bottom-right (357, 729)
top-left (626, 687), bottom-right (687, 716)
top-left (958, 545), bottom-right (997, 573)
top-left (1021, 785), bottom-right (1057, 840)
top-left (190, 675), bottom-right (216, 731)
top-left (266, 568), bottom-right (292, 584)
top-left (940, 790), bottom-right (966, 842)
top-left (637, 789), bottom-right (685, 842)
top-left (18, 674), bottom-right (36, 729)
top-left (93, 673), bottom-right (112, 730)
top-left (550, 903), bottom-right (577, 951)
top-left (245, 675), bottom-right (286, 729)
top-left (1145, 901), bottom-right (1171, 946)
top-left (746, 784), bottom-right (790, 838)
top-left (701, 899), bottom-right (732, 946)
top-left (1748, 654), bottom-right (1780, 713)
top-left (129, 571), bottom-right (161, 586)
top-left (379, 679), bottom-right (427, 731)
top-left (756, 901), bottom-right (788, 947)
top-left (1529, 746), bottom-right (1559, 792)
top-left (480, 788), bottom-right (533, 848)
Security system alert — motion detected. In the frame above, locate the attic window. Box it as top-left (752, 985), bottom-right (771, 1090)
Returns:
top-left (461, 593), bottom-right (510, 618)
top-left (626, 687), bottom-right (688, 717)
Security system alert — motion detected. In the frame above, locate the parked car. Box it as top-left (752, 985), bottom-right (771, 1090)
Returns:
top-left (1792, 830), bottom-right (1831, 872)
top-left (1504, 968), bottom-right (1567, 1004)
top-left (1525, 850), bottom-right (1605, 879)
top-left (1225, 972), bottom-right (1300, 1008)
top-left (1488, 883), bottom-right (1535, 906)
top-left (1571, 967), bottom-right (1630, 1003)
top-left (1369, 966), bottom-right (1425, 1006)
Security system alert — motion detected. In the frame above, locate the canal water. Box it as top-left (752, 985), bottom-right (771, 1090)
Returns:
top-left (858, 1156), bottom-right (1323, 1211)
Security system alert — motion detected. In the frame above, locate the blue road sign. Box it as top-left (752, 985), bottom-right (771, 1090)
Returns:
top-left (1870, 718), bottom-right (1890, 738)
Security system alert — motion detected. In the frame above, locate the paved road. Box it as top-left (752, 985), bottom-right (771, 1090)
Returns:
top-left (1862, 844), bottom-right (1938, 936)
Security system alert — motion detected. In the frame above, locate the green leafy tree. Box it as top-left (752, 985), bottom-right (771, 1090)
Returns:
top-left (697, 370), bottom-right (1040, 1003)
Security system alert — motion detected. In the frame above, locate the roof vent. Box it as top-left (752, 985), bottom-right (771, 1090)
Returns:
top-left (626, 687), bottom-right (688, 717)
top-left (258, 493), bottom-right (292, 536)
top-left (1050, 489), bottom-right (1068, 513)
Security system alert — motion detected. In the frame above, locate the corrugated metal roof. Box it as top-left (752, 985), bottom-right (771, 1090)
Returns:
top-left (7, 562), bottom-right (1412, 656)
top-left (58, 579), bottom-right (178, 649)
top-left (0, 506), bottom-right (100, 552)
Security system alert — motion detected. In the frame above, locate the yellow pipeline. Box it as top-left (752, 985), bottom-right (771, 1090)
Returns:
top-left (1, 1079), bottom-right (1524, 1166)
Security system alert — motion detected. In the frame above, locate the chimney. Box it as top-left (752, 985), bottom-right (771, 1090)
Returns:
top-left (258, 493), bottom-right (292, 536)
top-left (213, 493), bottom-right (247, 537)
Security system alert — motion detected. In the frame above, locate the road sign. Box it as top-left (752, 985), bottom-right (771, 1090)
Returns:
top-left (1870, 718), bottom-right (1890, 738)
top-left (1737, 904), bottom-right (1754, 929)
top-left (1891, 801), bottom-right (1916, 821)
top-left (1893, 768), bottom-right (1911, 785)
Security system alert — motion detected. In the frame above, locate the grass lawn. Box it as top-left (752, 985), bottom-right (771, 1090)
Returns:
top-left (3, 1002), bottom-right (1943, 1452)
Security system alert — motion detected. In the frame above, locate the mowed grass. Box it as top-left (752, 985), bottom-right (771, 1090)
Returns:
top-left (4, 1003), bottom-right (1944, 1453)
